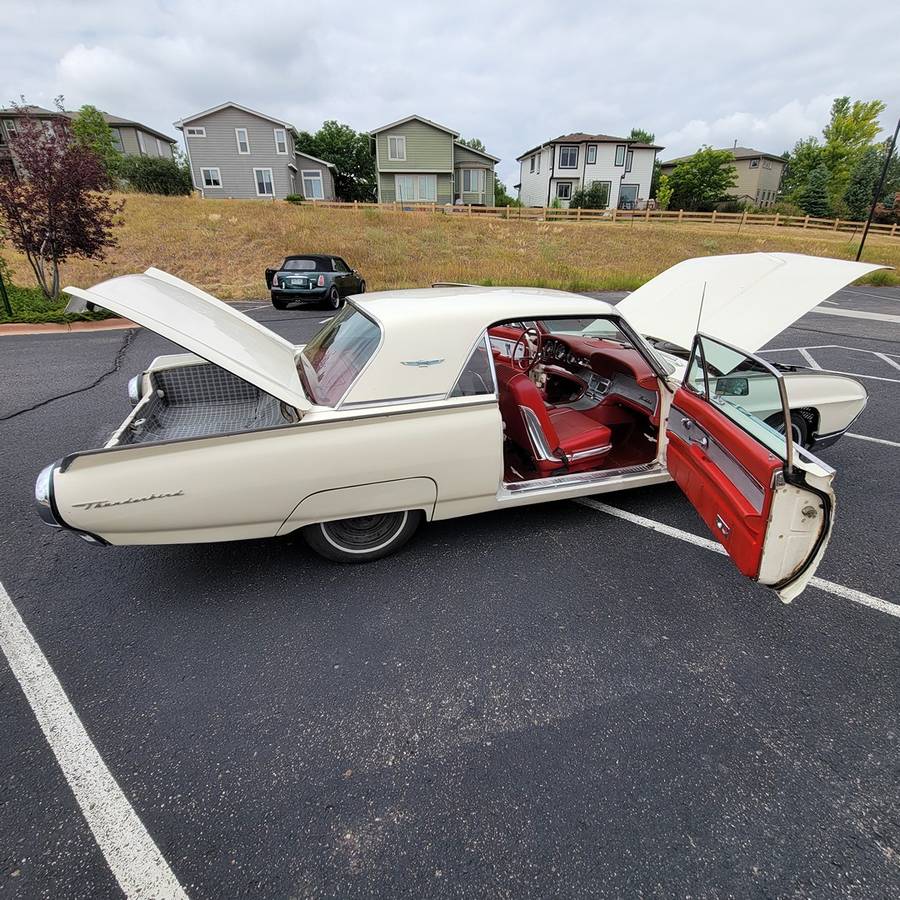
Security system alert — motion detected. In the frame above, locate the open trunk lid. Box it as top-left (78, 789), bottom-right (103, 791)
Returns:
top-left (66, 268), bottom-right (312, 411)
top-left (617, 252), bottom-right (887, 353)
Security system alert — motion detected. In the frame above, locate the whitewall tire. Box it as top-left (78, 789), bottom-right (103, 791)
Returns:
top-left (302, 510), bottom-right (423, 563)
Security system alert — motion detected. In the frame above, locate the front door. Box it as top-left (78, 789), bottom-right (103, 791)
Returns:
top-left (665, 334), bottom-right (836, 603)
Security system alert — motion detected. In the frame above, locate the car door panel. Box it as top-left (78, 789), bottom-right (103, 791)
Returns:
top-left (665, 336), bottom-right (835, 602)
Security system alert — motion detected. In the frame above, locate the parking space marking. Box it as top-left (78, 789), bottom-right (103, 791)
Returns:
top-left (575, 499), bottom-right (900, 620)
top-left (812, 307), bottom-right (900, 324)
top-left (0, 580), bottom-right (189, 900)
top-left (760, 345), bottom-right (900, 384)
top-left (846, 432), bottom-right (900, 448)
top-left (843, 288), bottom-right (900, 302)
top-left (798, 348), bottom-right (821, 369)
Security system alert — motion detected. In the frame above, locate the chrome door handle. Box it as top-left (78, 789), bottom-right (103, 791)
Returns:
top-left (681, 418), bottom-right (708, 448)
top-left (715, 515), bottom-right (731, 536)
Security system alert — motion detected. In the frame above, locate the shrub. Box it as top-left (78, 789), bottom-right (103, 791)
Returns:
top-left (569, 182), bottom-right (612, 210)
top-left (118, 155), bottom-right (192, 195)
top-left (285, 194), bottom-right (305, 204)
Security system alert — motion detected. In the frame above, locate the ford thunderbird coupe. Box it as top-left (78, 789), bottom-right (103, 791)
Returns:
top-left (38, 253), bottom-right (882, 603)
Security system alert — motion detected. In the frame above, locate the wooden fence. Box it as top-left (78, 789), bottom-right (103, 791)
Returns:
top-left (301, 200), bottom-right (900, 241)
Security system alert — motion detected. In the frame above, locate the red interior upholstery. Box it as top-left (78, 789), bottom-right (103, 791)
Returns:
top-left (499, 372), bottom-right (611, 474)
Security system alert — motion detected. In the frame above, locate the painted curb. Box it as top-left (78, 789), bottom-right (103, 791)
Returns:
top-left (0, 318), bottom-right (137, 337)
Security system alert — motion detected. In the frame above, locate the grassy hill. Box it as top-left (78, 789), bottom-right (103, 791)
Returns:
top-left (5, 193), bottom-right (899, 301)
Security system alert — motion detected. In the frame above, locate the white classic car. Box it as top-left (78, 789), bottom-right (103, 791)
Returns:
top-left (36, 253), bottom-right (882, 602)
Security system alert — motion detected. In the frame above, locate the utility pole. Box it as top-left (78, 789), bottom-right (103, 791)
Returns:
top-left (856, 116), bottom-right (900, 262)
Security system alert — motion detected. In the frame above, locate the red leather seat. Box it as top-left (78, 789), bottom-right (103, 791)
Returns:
top-left (499, 372), bottom-right (611, 474)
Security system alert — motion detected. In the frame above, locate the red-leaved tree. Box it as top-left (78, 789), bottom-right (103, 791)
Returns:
top-left (0, 105), bottom-right (123, 300)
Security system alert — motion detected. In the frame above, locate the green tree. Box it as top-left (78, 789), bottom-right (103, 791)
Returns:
top-left (459, 137), bottom-right (486, 152)
top-left (781, 137), bottom-right (823, 201)
top-left (628, 128), bottom-right (655, 144)
top-left (71, 104), bottom-right (121, 181)
top-left (569, 181), bottom-right (612, 209)
top-left (117, 155), bottom-right (192, 195)
top-left (843, 146), bottom-right (882, 220)
top-left (492, 179), bottom-right (520, 207)
top-left (656, 174), bottom-right (673, 211)
top-left (294, 120), bottom-right (375, 201)
top-left (822, 96), bottom-right (886, 211)
top-left (666, 146), bottom-right (737, 211)
top-left (800, 163), bottom-right (831, 217)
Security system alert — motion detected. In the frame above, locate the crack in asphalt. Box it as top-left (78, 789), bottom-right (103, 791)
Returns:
top-left (0, 328), bottom-right (138, 423)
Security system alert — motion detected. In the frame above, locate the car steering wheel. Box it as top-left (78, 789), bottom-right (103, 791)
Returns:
top-left (512, 327), bottom-right (542, 373)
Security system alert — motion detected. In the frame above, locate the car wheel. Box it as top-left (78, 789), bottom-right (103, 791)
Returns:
top-left (271, 293), bottom-right (290, 310)
top-left (302, 510), bottom-right (423, 563)
top-left (326, 286), bottom-right (341, 310)
top-left (358, 280), bottom-right (366, 294)
top-left (766, 412), bottom-right (808, 449)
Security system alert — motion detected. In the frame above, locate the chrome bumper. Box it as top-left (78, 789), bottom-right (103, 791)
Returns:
top-left (35, 462), bottom-right (62, 527)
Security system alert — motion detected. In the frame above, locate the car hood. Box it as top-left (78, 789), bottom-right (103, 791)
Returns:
top-left (617, 252), bottom-right (888, 353)
top-left (66, 268), bottom-right (312, 411)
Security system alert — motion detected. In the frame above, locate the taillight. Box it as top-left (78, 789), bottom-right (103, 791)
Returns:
top-left (272, 274), bottom-right (279, 287)
top-left (317, 274), bottom-right (325, 287)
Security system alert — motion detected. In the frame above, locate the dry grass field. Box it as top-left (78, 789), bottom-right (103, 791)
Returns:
top-left (5, 193), bottom-right (899, 300)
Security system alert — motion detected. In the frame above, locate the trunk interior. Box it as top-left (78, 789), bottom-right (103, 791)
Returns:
top-left (110, 362), bottom-right (296, 447)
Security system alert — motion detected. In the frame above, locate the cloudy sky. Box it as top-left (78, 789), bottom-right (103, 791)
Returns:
top-left (3, 1), bottom-right (899, 188)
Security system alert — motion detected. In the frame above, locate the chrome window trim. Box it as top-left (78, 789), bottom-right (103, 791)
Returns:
top-left (321, 301), bottom-right (385, 411)
top-left (445, 330), bottom-right (498, 401)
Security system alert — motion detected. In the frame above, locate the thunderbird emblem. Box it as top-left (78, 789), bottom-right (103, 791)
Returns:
top-left (401, 359), bottom-right (445, 367)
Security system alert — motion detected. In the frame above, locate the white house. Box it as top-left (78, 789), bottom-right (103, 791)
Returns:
top-left (516, 132), bottom-right (662, 209)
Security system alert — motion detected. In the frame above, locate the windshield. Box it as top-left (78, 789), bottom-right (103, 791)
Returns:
top-left (540, 317), bottom-right (634, 344)
top-left (298, 305), bottom-right (380, 406)
top-left (283, 259), bottom-right (320, 271)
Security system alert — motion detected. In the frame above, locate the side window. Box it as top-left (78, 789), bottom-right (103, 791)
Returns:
top-left (683, 335), bottom-right (790, 461)
top-left (333, 258), bottom-right (350, 273)
top-left (449, 336), bottom-right (495, 398)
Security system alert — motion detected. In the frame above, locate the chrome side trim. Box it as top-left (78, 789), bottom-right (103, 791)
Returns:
top-left (568, 444), bottom-right (612, 461)
top-left (341, 393), bottom-right (447, 409)
top-left (500, 462), bottom-right (663, 496)
top-left (519, 405), bottom-right (563, 462)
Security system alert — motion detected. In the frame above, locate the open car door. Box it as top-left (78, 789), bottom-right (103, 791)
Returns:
top-left (665, 334), bottom-right (836, 603)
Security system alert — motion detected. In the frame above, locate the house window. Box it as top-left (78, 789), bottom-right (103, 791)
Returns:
top-left (530, 155), bottom-right (535, 173)
top-left (749, 158), bottom-right (760, 168)
top-left (254, 167), bottom-right (274, 196)
top-left (274, 128), bottom-right (288, 155)
top-left (388, 135), bottom-right (406, 160)
top-left (536, 153), bottom-right (540, 174)
top-left (301, 169), bottom-right (324, 199)
top-left (201, 168), bottom-right (222, 188)
top-left (625, 150), bottom-right (633, 173)
top-left (587, 144), bottom-right (597, 165)
top-left (156, 138), bottom-right (166, 156)
top-left (589, 180), bottom-right (612, 207)
top-left (4, 120), bottom-right (18, 139)
top-left (137, 131), bottom-right (146, 155)
top-left (615, 144), bottom-right (626, 166)
top-left (0, 127), bottom-right (5, 146)
top-left (556, 182), bottom-right (572, 200)
top-left (395, 173), bottom-right (436, 202)
top-left (559, 145), bottom-right (578, 168)
top-left (462, 168), bottom-right (484, 193)
top-left (185, 126), bottom-right (206, 137)
top-left (236, 128), bottom-right (250, 154)
top-left (762, 159), bottom-right (772, 169)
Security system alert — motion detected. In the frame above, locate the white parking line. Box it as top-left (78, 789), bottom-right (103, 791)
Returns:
top-left (812, 307), bottom-right (900, 324)
top-left (843, 288), bottom-right (900, 302)
top-left (575, 499), bottom-right (900, 619)
top-left (798, 348), bottom-right (821, 369)
top-left (846, 432), bottom-right (900, 448)
top-left (0, 580), bottom-right (189, 900)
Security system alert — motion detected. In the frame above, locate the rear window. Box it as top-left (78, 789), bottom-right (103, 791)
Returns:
top-left (298, 305), bottom-right (380, 406)
top-left (283, 258), bottom-right (319, 271)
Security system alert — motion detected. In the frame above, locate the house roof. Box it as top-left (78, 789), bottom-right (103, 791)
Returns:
top-left (0, 106), bottom-right (176, 144)
top-left (516, 132), bottom-right (663, 160)
top-left (368, 114), bottom-right (460, 137)
top-left (452, 140), bottom-right (500, 163)
top-left (660, 146), bottom-right (786, 167)
top-left (173, 101), bottom-right (296, 132)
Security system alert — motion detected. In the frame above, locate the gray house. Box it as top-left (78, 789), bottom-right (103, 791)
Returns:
top-left (0, 105), bottom-right (176, 176)
top-left (369, 115), bottom-right (499, 205)
top-left (174, 102), bottom-right (336, 201)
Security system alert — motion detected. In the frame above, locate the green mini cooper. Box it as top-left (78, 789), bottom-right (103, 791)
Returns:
top-left (265, 255), bottom-right (366, 310)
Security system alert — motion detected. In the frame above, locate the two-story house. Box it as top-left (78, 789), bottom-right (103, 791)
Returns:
top-left (658, 147), bottom-right (786, 208)
top-left (369, 115), bottom-right (499, 206)
top-left (174, 102), bottom-right (336, 201)
top-left (0, 105), bottom-right (176, 176)
top-left (516, 133), bottom-right (662, 209)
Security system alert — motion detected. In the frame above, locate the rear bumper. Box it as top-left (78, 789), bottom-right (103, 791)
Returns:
top-left (34, 461), bottom-right (107, 545)
top-left (272, 288), bottom-right (327, 301)
top-left (809, 429), bottom-right (847, 450)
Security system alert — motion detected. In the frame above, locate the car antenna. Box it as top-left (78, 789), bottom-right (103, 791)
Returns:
top-left (695, 281), bottom-right (707, 335)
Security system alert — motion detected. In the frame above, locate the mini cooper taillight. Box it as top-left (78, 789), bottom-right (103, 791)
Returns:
top-left (317, 274), bottom-right (325, 287)
top-left (272, 274), bottom-right (280, 287)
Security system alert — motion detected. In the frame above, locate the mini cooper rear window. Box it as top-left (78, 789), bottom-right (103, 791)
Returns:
top-left (298, 305), bottom-right (380, 406)
top-left (283, 259), bottom-right (319, 271)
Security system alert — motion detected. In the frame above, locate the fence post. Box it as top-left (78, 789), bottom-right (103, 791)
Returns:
top-left (505, 206), bottom-right (510, 220)
top-left (738, 209), bottom-right (747, 233)
top-left (645, 205), bottom-right (650, 222)
top-left (833, 218), bottom-right (840, 231)
top-left (576, 207), bottom-right (582, 221)
top-left (711, 208), bottom-right (718, 224)
top-left (803, 215), bottom-right (809, 229)
top-left (773, 212), bottom-right (780, 228)
top-left (678, 208), bottom-right (684, 224)
top-left (892, 222), bottom-right (897, 237)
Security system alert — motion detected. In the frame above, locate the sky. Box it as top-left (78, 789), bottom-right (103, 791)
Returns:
top-left (2, 0), bottom-right (899, 189)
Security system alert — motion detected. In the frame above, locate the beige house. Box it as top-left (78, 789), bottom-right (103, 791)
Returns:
top-left (659, 146), bottom-right (786, 207)
top-left (0, 105), bottom-right (176, 176)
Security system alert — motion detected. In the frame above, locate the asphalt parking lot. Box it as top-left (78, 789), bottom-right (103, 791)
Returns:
top-left (1, 285), bottom-right (898, 899)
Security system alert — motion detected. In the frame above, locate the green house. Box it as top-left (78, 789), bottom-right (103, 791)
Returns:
top-left (369, 114), bottom-right (499, 206)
